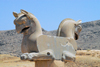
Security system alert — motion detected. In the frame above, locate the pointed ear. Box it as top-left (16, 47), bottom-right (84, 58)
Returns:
top-left (20, 9), bottom-right (28, 15)
top-left (75, 20), bottom-right (82, 26)
top-left (13, 12), bottom-right (18, 18)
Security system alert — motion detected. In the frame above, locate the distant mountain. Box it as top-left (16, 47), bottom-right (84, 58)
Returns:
top-left (0, 20), bottom-right (100, 56)
top-left (77, 20), bottom-right (100, 50)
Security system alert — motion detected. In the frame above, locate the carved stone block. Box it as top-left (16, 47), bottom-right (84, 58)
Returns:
top-left (37, 35), bottom-right (76, 61)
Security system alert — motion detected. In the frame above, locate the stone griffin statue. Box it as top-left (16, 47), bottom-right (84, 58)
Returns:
top-left (56, 18), bottom-right (82, 50)
top-left (13, 9), bottom-right (42, 53)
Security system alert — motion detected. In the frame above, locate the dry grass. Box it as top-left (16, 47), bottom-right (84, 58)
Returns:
top-left (0, 50), bottom-right (100, 67)
top-left (0, 54), bottom-right (34, 67)
top-left (65, 56), bottom-right (100, 67)
top-left (76, 50), bottom-right (100, 58)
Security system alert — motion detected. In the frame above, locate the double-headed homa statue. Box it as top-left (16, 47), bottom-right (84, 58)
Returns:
top-left (13, 9), bottom-right (82, 67)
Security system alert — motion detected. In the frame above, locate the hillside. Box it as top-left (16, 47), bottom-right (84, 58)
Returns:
top-left (77, 20), bottom-right (100, 50)
top-left (0, 20), bottom-right (100, 56)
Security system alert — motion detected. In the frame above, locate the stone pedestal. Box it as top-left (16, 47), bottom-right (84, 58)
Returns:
top-left (35, 60), bottom-right (53, 67)
top-left (35, 60), bottom-right (64, 67)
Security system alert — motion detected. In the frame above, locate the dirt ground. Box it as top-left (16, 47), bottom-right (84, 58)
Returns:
top-left (0, 50), bottom-right (100, 67)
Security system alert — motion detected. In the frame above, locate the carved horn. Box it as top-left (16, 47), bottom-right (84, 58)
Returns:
top-left (20, 9), bottom-right (32, 20)
top-left (20, 9), bottom-right (28, 15)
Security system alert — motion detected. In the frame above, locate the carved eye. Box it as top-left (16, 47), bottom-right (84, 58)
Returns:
top-left (17, 21), bottom-right (26, 25)
top-left (22, 21), bottom-right (26, 24)
top-left (18, 22), bottom-right (23, 25)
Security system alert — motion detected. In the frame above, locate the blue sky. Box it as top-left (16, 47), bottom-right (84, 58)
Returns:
top-left (0, 0), bottom-right (100, 31)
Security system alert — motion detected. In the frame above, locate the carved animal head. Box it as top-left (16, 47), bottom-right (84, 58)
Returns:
top-left (74, 20), bottom-right (82, 40)
top-left (57, 18), bottom-right (82, 40)
top-left (13, 9), bottom-right (36, 35)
